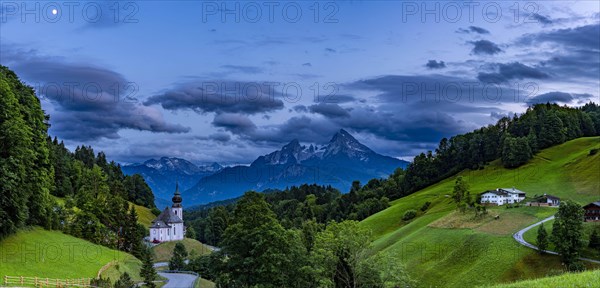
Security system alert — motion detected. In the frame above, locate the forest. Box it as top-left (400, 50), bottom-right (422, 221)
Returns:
top-left (0, 65), bottom-right (155, 259)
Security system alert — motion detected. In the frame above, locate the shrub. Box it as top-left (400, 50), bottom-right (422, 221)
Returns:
top-left (589, 148), bottom-right (599, 156)
top-left (402, 209), bottom-right (417, 221)
top-left (420, 201), bottom-right (431, 211)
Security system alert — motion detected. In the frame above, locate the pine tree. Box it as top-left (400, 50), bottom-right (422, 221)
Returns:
top-left (169, 242), bottom-right (188, 271)
top-left (536, 223), bottom-right (548, 253)
top-left (114, 272), bottom-right (134, 288)
top-left (140, 248), bottom-right (157, 288)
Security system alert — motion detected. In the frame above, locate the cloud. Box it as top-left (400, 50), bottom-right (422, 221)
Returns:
top-left (308, 103), bottom-right (350, 118)
top-left (325, 48), bottom-right (337, 53)
top-left (519, 23), bottom-right (599, 50)
top-left (144, 80), bottom-right (285, 115)
top-left (1, 47), bottom-right (190, 141)
top-left (525, 91), bottom-right (593, 105)
top-left (302, 63), bottom-right (312, 67)
top-left (293, 105), bottom-right (308, 113)
top-left (532, 13), bottom-right (552, 25)
top-left (212, 113), bottom-right (257, 134)
top-left (518, 24), bottom-right (600, 80)
top-left (220, 65), bottom-right (263, 74)
top-left (425, 60), bottom-right (446, 69)
top-left (205, 133), bottom-right (231, 143)
top-left (469, 40), bottom-right (503, 55)
top-left (457, 26), bottom-right (490, 34)
top-left (477, 62), bottom-right (549, 83)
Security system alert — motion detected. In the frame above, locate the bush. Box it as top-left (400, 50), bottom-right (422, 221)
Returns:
top-left (402, 209), bottom-right (417, 221)
top-left (420, 201), bottom-right (431, 211)
top-left (151, 207), bottom-right (161, 216)
top-left (590, 148), bottom-right (599, 156)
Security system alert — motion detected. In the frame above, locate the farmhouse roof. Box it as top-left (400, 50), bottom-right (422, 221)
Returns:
top-left (583, 202), bottom-right (600, 209)
top-left (544, 194), bottom-right (560, 200)
top-left (481, 189), bottom-right (508, 196)
top-left (499, 187), bottom-right (526, 195)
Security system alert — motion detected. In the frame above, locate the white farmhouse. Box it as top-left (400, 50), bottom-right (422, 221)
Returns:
top-left (480, 188), bottom-right (526, 206)
top-left (149, 184), bottom-right (185, 242)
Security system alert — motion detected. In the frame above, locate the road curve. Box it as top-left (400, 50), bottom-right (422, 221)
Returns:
top-left (513, 215), bottom-right (600, 264)
top-left (158, 272), bottom-right (198, 288)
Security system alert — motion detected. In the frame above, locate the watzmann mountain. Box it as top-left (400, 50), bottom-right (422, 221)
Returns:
top-left (183, 129), bottom-right (409, 205)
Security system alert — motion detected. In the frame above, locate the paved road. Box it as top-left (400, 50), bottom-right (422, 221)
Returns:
top-left (513, 215), bottom-right (600, 264)
top-left (153, 260), bottom-right (190, 268)
top-left (158, 272), bottom-right (197, 288)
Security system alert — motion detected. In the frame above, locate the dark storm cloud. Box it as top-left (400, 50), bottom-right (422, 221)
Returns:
top-left (1, 47), bottom-right (190, 141)
top-left (477, 62), bottom-right (549, 83)
top-left (144, 81), bottom-right (285, 115)
top-left (221, 65), bottom-right (264, 74)
top-left (532, 13), bottom-right (552, 25)
top-left (349, 74), bottom-right (520, 105)
top-left (308, 103), bottom-right (350, 118)
top-left (293, 105), bottom-right (308, 113)
top-left (425, 60), bottom-right (446, 69)
top-left (212, 113), bottom-right (257, 134)
top-left (520, 23), bottom-right (599, 50)
top-left (210, 133), bottom-right (231, 142)
top-left (469, 40), bottom-right (503, 55)
top-left (519, 24), bottom-right (600, 80)
top-left (525, 91), bottom-right (594, 105)
top-left (457, 26), bottom-right (490, 34)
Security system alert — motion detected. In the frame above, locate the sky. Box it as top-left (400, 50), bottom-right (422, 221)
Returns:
top-left (1, 0), bottom-right (599, 165)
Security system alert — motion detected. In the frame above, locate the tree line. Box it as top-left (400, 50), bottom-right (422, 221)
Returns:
top-left (0, 65), bottom-right (155, 259)
top-left (185, 181), bottom-right (395, 246)
top-left (186, 192), bottom-right (414, 288)
top-left (401, 103), bottom-right (600, 195)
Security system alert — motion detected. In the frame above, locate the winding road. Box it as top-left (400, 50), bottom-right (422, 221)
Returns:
top-left (153, 261), bottom-right (197, 288)
top-left (513, 215), bottom-right (600, 264)
top-left (158, 272), bottom-right (198, 288)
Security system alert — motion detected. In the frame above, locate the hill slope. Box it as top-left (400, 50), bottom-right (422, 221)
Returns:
top-left (0, 227), bottom-right (138, 279)
top-left (484, 269), bottom-right (600, 288)
top-left (360, 137), bottom-right (600, 287)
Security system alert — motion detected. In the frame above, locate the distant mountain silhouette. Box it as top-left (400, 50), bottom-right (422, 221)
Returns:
top-left (184, 129), bottom-right (408, 205)
top-left (122, 157), bottom-right (222, 206)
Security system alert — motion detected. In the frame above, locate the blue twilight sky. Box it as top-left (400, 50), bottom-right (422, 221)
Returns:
top-left (1, 1), bottom-right (599, 164)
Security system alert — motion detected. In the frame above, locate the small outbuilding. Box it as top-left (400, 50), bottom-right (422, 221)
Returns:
top-left (527, 194), bottom-right (561, 207)
top-left (583, 201), bottom-right (600, 222)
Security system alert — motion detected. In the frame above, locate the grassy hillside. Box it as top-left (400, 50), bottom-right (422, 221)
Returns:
top-left (151, 238), bottom-right (213, 262)
top-left (361, 137), bottom-right (600, 287)
top-left (0, 227), bottom-right (136, 279)
top-left (483, 269), bottom-right (600, 288)
top-left (132, 202), bottom-right (156, 228)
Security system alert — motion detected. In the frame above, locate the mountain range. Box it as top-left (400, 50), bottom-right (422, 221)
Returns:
top-left (122, 157), bottom-right (222, 206)
top-left (183, 129), bottom-right (408, 205)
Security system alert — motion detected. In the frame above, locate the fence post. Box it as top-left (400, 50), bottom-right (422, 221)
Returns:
top-left (35, 276), bottom-right (38, 286)
top-left (4, 275), bottom-right (7, 285)
top-left (21, 276), bottom-right (24, 285)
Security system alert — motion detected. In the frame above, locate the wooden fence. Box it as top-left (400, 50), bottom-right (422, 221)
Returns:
top-left (3, 275), bottom-right (93, 287)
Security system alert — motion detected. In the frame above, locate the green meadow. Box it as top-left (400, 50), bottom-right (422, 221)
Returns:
top-left (361, 137), bottom-right (600, 287)
top-left (0, 227), bottom-right (135, 279)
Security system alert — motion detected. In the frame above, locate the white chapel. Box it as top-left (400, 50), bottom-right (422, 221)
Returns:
top-left (149, 184), bottom-right (185, 242)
